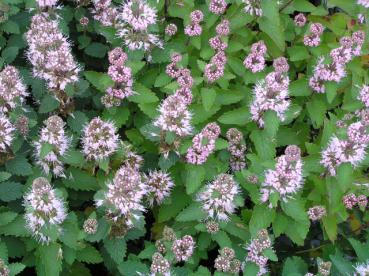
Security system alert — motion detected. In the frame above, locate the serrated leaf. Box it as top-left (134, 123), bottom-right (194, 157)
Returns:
top-left (84, 42), bottom-right (108, 58)
top-left (68, 111), bottom-right (89, 134)
top-left (184, 165), bottom-right (205, 194)
top-left (118, 260), bottom-right (149, 276)
top-left (39, 143), bottom-right (54, 159)
top-left (129, 83), bottom-right (159, 103)
top-left (218, 107), bottom-right (250, 125)
top-left (201, 88), bottom-right (216, 112)
top-left (281, 199), bottom-right (308, 222)
top-left (63, 168), bottom-right (99, 191)
top-left (36, 243), bottom-right (62, 276)
top-left (0, 172), bottom-right (11, 182)
top-left (8, 262), bottom-right (26, 276)
top-left (5, 156), bottom-right (32, 176)
top-left (76, 245), bottom-right (103, 264)
top-left (250, 130), bottom-right (276, 161)
top-left (39, 95), bottom-right (60, 114)
top-left (176, 203), bottom-right (206, 222)
top-left (0, 211), bottom-right (18, 226)
top-left (282, 257), bottom-right (308, 276)
top-left (0, 182), bottom-right (23, 202)
top-left (212, 231), bottom-right (232, 247)
top-left (104, 238), bottom-right (126, 265)
top-left (84, 71), bottom-right (114, 92)
top-left (249, 205), bottom-right (275, 236)
top-left (263, 110), bottom-right (279, 138)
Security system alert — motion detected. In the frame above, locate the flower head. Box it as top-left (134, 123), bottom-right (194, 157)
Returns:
top-left (34, 115), bottom-right (70, 177)
top-left (83, 218), bottom-right (98, 234)
top-left (82, 117), bottom-right (119, 161)
top-left (172, 235), bottom-right (195, 262)
top-left (197, 174), bottom-right (240, 221)
top-left (120, 0), bottom-right (157, 31)
top-left (23, 177), bottom-right (67, 244)
top-left (294, 13), bottom-right (307, 27)
top-left (0, 115), bottom-right (14, 153)
top-left (165, 23), bottom-right (177, 36)
top-left (243, 0), bottom-right (262, 16)
top-left (308, 206), bottom-right (326, 221)
top-left (144, 170), bottom-right (174, 205)
top-left (151, 253), bottom-right (170, 275)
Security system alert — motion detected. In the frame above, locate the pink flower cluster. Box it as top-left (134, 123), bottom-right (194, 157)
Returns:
top-left (0, 66), bottom-right (27, 113)
top-left (343, 193), bottom-right (368, 209)
top-left (358, 85), bottom-right (369, 107)
top-left (226, 128), bottom-right (246, 171)
top-left (303, 23), bottom-right (324, 47)
top-left (172, 235), bottom-right (195, 262)
top-left (25, 13), bottom-right (80, 95)
top-left (209, 0), bottom-right (227, 15)
top-left (91, 0), bottom-right (118, 27)
top-left (186, 122), bottom-right (221, 164)
top-left (358, 0), bottom-right (369, 8)
top-left (36, 0), bottom-right (58, 8)
top-left (165, 23), bottom-right (177, 36)
top-left (144, 170), bottom-right (174, 206)
top-left (309, 31), bottom-right (365, 93)
top-left (184, 10), bottom-right (203, 36)
top-left (0, 114), bottom-right (14, 153)
top-left (294, 13), bottom-right (307, 27)
top-left (261, 145), bottom-right (304, 204)
top-left (308, 205), bottom-right (326, 221)
top-left (250, 57), bottom-right (290, 127)
top-left (214, 247), bottom-right (241, 274)
top-left (243, 40), bottom-right (267, 73)
top-left (321, 119), bottom-right (369, 176)
top-left (205, 19), bottom-right (230, 83)
top-left (101, 48), bottom-right (134, 108)
top-left (245, 229), bottom-right (273, 275)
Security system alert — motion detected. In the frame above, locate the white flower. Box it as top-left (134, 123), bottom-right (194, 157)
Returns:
top-left (354, 261), bottom-right (369, 276)
top-left (120, 0), bottom-right (157, 31)
top-left (23, 177), bottom-right (67, 244)
top-left (81, 117), bottom-right (119, 161)
top-left (34, 115), bottom-right (70, 177)
top-left (0, 114), bottom-right (14, 152)
top-left (197, 174), bottom-right (240, 221)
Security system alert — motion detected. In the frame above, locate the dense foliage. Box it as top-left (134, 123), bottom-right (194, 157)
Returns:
top-left (0, 0), bottom-right (369, 275)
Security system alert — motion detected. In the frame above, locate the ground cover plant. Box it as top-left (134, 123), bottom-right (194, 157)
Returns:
top-left (0, 0), bottom-right (369, 275)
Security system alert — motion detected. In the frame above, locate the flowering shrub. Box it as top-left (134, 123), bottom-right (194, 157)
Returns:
top-left (0, 0), bottom-right (369, 275)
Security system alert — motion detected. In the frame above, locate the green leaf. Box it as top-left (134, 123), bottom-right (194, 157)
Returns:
top-left (259, 0), bottom-right (285, 51)
top-left (118, 260), bottom-right (149, 276)
top-left (8, 262), bottom-right (26, 276)
top-left (281, 199), bottom-right (308, 222)
top-left (289, 78), bottom-right (311, 97)
top-left (263, 110), bottom-right (279, 138)
top-left (243, 262), bottom-right (260, 276)
top-left (129, 83), bottom-right (159, 103)
top-left (287, 46), bottom-right (310, 62)
top-left (0, 172), bottom-right (11, 182)
top-left (184, 165), bottom-right (205, 194)
top-left (306, 94), bottom-right (327, 128)
top-left (84, 71), bottom-right (114, 92)
top-left (282, 257), bottom-right (308, 276)
top-left (348, 238), bottom-right (369, 261)
top-left (249, 205), bottom-right (275, 236)
top-left (336, 163), bottom-right (353, 192)
top-left (39, 95), bottom-right (60, 114)
top-left (263, 248), bottom-right (278, 261)
top-left (218, 107), bottom-right (250, 125)
top-left (63, 168), bottom-right (99, 191)
top-left (35, 243), bottom-right (62, 276)
top-left (158, 187), bottom-right (191, 223)
top-left (84, 42), bottom-right (108, 58)
top-left (250, 130), bottom-right (276, 161)
top-left (39, 143), bottom-right (54, 159)
top-left (1, 47), bottom-right (19, 64)
top-left (0, 211), bottom-right (18, 226)
top-left (212, 231), bottom-right (232, 247)
top-left (60, 213), bottom-right (80, 249)
top-left (2, 20), bottom-right (20, 34)
top-left (67, 111), bottom-right (89, 134)
top-left (0, 182), bottom-right (23, 202)
top-left (201, 88), bottom-right (216, 112)
top-left (102, 106), bottom-right (130, 128)
top-left (104, 238), bottom-right (127, 265)
top-left (0, 216), bottom-right (29, 237)
top-left (176, 203), bottom-right (206, 222)
top-left (76, 245), bottom-right (103, 264)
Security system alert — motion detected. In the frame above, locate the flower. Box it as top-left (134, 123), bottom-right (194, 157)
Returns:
top-left (154, 94), bottom-right (192, 137)
top-left (261, 145), bottom-right (304, 203)
top-left (308, 206), bottom-right (326, 221)
top-left (91, 0), bottom-right (118, 26)
top-left (151, 253), bottom-right (170, 275)
top-left (244, 53), bottom-right (266, 73)
top-left (102, 47), bottom-right (134, 108)
top-left (197, 174), bottom-right (240, 221)
top-left (226, 128), bottom-right (246, 171)
top-left (79, 16), bottom-right (89, 26)
top-left (216, 19), bottom-right (230, 36)
top-left (245, 229), bottom-right (273, 274)
top-left (165, 23), bottom-right (177, 36)
top-left (357, 195), bottom-right (368, 208)
top-left (0, 259), bottom-right (10, 276)
top-left (36, 0), bottom-right (58, 8)
top-left (117, 26), bottom-right (163, 51)
top-left (23, 177), bottom-right (67, 244)
top-left (358, 85), bottom-right (369, 107)
top-left (358, 0), bottom-right (369, 8)
top-left (209, 0), bottom-right (227, 14)
top-left (354, 261), bottom-right (369, 275)
top-left (81, 117), bottom-right (119, 161)
top-left (26, 13), bottom-right (80, 95)
top-left (215, 247), bottom-right (240, 273)
top-left (83, 218), bottom-right (98, 234)
top-left (120, 0), bottom-right (157, 31)
top-left (206, 220), bottom-right (220, 234)
top-left (343, 193), bottom-right (357, 209)
top-left (243, 0), bottom-right (262, 16)
top-left (294, 13), bottom-right (307, 27)
top-left (0, 114), bottom-right (14, 153)
top-left (250, 71), bottom-right (290, 127)
top-left (34, 115), bottom-right (71, 177)
top-left (172, 235), bottom-right (195, 262)
top-left (0, 65), bottom-right (28, 113)
top-left (186, 122), bottom-right (221, 164)
top-left (95, 165), bottom-right (146, 231)
top-left (144, 170), bottom-right (174, 205)
top-left (318, 260), bottom-right (332, 276)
